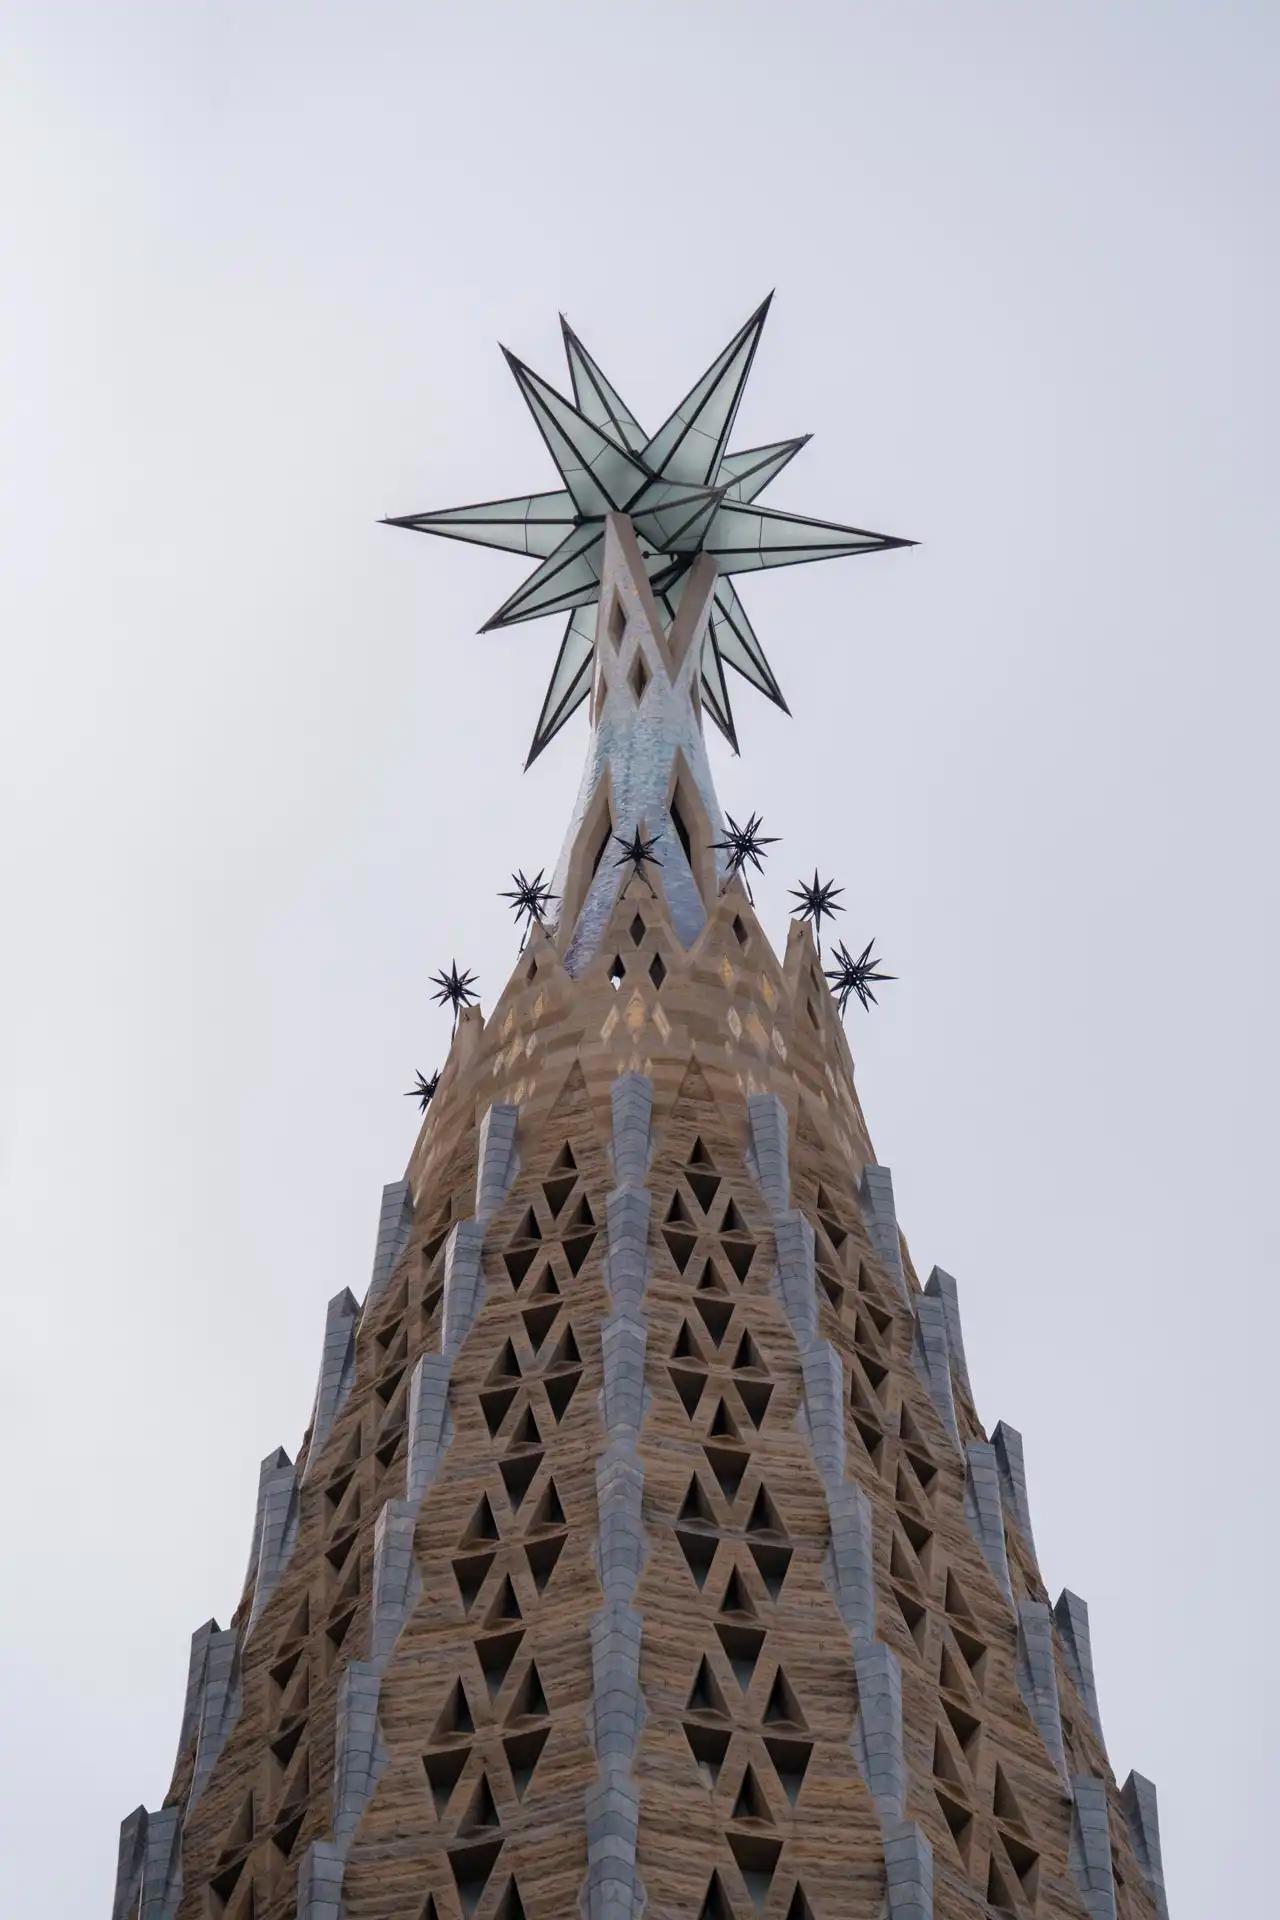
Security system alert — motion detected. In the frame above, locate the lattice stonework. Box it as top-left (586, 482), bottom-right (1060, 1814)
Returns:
top-left (116, 365), bottom-right (1171, 1920)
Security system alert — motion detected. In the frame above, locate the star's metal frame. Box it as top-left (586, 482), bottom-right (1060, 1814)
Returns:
top-left (711, 811), bottom-right (778, 903)
top-left (429, 960), bottom-right (479, 1032)
top-left (789, 869), bottom-right (845, 956)
top-left (824, 939), bottom-right (895, 1015)
top-left (405, 1069), bottom-right (440, 1113)
top-left (612, 827), bottom-right (663, 898)
top-left (385, 297), bottom-right (913, 765)
top-left (500, 868), bottom-right (558, 947)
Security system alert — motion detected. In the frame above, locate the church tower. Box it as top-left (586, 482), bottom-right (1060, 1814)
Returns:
top-left (113, 303), bottom-right (1172, 1920)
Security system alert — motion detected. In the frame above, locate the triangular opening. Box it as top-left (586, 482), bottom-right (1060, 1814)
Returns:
top-left (719, 1568), bottom-right (756, 1619)
top-left (716, 1621), bottom-right (766, 1690)
top-left (476, 1627), bottom-right (524, 1698)
top-left (720, 1197), bottom-right (749, 1235)
top-left (727, 1830), bottom-right (782, 1910)
top-left (544, 1368), bottom-right (581, 1422)
top-left (709, 1396), bottom-right (741, 1441)
top-left (629, 913), bottom-right (646, 945)
top-left (783, 1887), bottom-right (814, 1920)
top-left (452, 1548), bottom-right (496, 1609)
top-left (1002, 1832), bottom-right (1040, 1894)
top-left (986, 1855), bottom-right (1020, 1914)
top-left (524, 1531), bottom-right (565, 1593)
top-left (508, 1406), bottom-right (542, 1450)
top-left (666, 1190), bottom-right (694, 1226)
top-left (500, 1450), bottom-right (543, 1509)
top-left (732, 1765), bottom-right (772, 1824)
top-left (746, 1487), bottom-right (784, 1537)
top-left (762, 1735), bottom-right (811, 1807)
top-left (649, 952), bottom-right (667, 990)
top-left (563, 1228), bottom-right (596, 1275)
top-left (677, 1527), bottom-right (719, 1588)
top-left (608, 955), bottom-right (626, 989)
top-left (526, 1480), bottom-right (566, 1532)
top-left (461, 1495), bottom-right (500, 1547)
top-left (503, 1726), bottom-right (548, 1799)
top-left (683, 1719), bottom-right (730, 1786)
top-left (704, 1442), bottom-right (749, 1500)
top-left (506, 1660), bottom-right (549, 1723)
top-left (485, 1576), bottom-right (522, 1627)
top-left (480, 1384), bottom-right (519, 1438)
top-left (663, 1226), bottom-right (698, 1272)
top-left (449, 1838), bottom-right (503, 1917)
top-left (942, 1696), bottom-right (981, 1756)
top-left (670, 1364), bottom-right (707, 1418)
top-left (735, 1377), bottom-right (773, 1428)
top-left (733, 1330), bottom-right (764, 1371)
top-left (493, 1880), bottom-right (527, 1920)
top-left (935, 1788), bottom-right (974, 1864)
top-left (992, 1763), bottom-right (1030, 1832)
top-left (679, 1474), bottom-right (718, 1527)
top-left (695, 1294), bottom-right (734, 1344)
top-left (720, 1236), bottom-right (756, 1282)
top-left (521, 1300), bottom-right (560, 1350)
top-left (698, 1871), bottom-right (734, 1920)
top-left (688, 1167), bottom-right (722, 1213)
top-left (686, 1655), bottom-right (730, 1718)
top-left (893, 1586), bottom-right (929, 1656)
top-left (541, 1171), bottom-right (577, 1217)
top-left (748, 1540), bottom-right (792, 1600)
top-left (763, 1668), bottom-right (807, 1730)
top-left (423, 1743), bottom-right (467, 1817)
top-left (431, 1678), bottom-right (475, 1742)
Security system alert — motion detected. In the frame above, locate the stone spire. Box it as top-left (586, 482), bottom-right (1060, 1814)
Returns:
top-left (113, 327), bottom-right (1173, 1920)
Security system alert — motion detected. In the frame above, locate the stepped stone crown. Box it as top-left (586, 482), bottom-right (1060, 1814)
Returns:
top-left (113, 308), bottom-right (1172, 1920)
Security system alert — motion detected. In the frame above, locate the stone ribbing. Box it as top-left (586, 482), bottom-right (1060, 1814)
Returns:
top-left (1068, 1774), bottom-right (1119, 1919)
top-left (365, 1177), bottom-right (415, 1313)
top-left (963, 1441), bottom-right (1014, 1606)
top-left (1014, 1601), bottom-right (1069, 1784)
top-left (1121, 1771), bottom-right (1171, 1920)
top-left (912, 1291), bottom-right (960, 1448)
top-left (583, 1072), bottom-right (653, 1920)
top-left (992, 1420), bottom-right (1037, 1558)
top-left (245, 1448), bottom-right (301, 1641)
top-left (1054, 1588), bottom-right (1105, 1748)
top-left (301, 1288), bottom-right (360, 1484)
top-left (922, 1266), bottom-right (971, 1400)
top-left (295, 1105), bottom-right (520, 1919)
top-left (747, 1096), bottom-right (933, 1917)
top-left (856, 1163), bottom-right (907, 1301)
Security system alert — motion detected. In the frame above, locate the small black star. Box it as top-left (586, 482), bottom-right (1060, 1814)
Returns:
top-left (824, 938), bottom-right (896, 1015)
top-left (613, 826), bottom-right (663, 897)
top-left (711, 811), bottom-right (778, 901)
top-left (788, 869), bottom-right (845, 955)
top-left (500, 867), bottom-right (558, 947)
top-left (429, 959), bottom-right (479, 1030)
top-left (405, 1069), bottom-right (440, 1112)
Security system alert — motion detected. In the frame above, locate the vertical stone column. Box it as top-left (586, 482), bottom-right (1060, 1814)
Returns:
top-left (747, 1096), bottom-right (934, 1919)
top-left (583, 1073), bottom-right (653, 1920)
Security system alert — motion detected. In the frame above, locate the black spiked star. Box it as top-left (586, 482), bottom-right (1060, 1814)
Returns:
top-left (711, 811), bottom-right (779, 903)
top-left (788, 869), bottom-right (845, 955)
top-left (405, 1069), bottom-right (440, 1113)
top-left (429, 959), bottom-right (479, 1031)
top-left (613, 826), bottom-right (663, 897)
top-left (500, 867), bottom-right (558, 947)
top-left (824, 938), bottom-right (896, 1015)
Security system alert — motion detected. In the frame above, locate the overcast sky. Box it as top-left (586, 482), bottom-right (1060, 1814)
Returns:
top-left (2, 5), bottom-right (1277, 1915)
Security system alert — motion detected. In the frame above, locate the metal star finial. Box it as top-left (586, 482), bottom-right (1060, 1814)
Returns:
top-left (711, 811), bottom-right (778, 903)
top-left (613, 827), bottom-right (663, 898)
top-left (405, 1069), bottom-right (440, 1113)
top-left (429, 959), bottom-right (479, 1031)
top-left (500, 868), bottom-right (557, 947)
top-left (385, 296), bottom-right (914, 765)
top-left (789, 869), bottom-right (846, 955)
top-left (824, 938), bottom-right (896, 1015)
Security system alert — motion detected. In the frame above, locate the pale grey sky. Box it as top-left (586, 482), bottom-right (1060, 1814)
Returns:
top-left (2, 4), bottom-right (1276, 1915)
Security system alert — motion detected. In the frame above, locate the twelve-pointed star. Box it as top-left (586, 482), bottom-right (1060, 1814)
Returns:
top-left (385, 296), bottom-right (913, 766)
top-left (613, 827), bottom-right (663, 897)
top-left (789, 869), bottom-right (845, 954)
top-left (824, 938), bottom-right (896, 1015)
top-left (429, 960), bottom-right (479, 1030)
top-left (405, 1069), bottom-right (440, 1113)
top-left (501, 867), bottom-right (558, 946)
